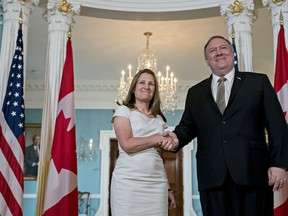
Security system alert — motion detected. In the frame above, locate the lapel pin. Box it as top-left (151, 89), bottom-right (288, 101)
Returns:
top-left (237, 77), bottom-right (241, 80)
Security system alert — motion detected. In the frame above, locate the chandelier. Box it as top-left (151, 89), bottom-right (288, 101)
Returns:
top-left (117, 32), bottom-right (177, 113)
top-left (76, 137), bottom-right (97, 162)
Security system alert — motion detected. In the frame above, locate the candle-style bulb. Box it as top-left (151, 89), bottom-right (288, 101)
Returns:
top-left (128, 65), bottom-right (132, 79)
top-left (166, 66), bottom-right (170, 78)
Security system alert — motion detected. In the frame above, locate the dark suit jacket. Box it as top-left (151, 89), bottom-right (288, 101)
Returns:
top-left (174, 71), bottom-right (288, 191)
top-left (24, 144), bottom-right (39, 176)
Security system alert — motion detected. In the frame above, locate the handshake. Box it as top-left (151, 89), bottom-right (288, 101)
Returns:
top-left (158, 131), bottom-right (179, 151)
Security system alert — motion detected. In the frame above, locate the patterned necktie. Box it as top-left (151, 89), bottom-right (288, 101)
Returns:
top-left (216, 77), bottom-right (226, 114)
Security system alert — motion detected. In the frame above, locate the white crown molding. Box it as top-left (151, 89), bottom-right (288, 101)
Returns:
top-left (73, 0), bottom-right (227, 12)
top-left (26, 79), bottom-right (194, 93)
top-left (25, 79), bottom-right (197, 109)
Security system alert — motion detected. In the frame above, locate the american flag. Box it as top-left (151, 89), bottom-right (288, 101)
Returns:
top-left (0, 28), bottom-right (25, 216)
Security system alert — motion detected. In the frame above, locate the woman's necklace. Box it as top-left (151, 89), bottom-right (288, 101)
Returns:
top-left (134, 104), bottom-right (152, 116)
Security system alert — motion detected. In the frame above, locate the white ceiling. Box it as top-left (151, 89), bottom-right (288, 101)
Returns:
top-left (26, 4), bottom-right (275, 85)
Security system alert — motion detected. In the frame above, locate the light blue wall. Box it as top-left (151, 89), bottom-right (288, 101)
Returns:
top-left (23, 108), bottom-right (201, 215)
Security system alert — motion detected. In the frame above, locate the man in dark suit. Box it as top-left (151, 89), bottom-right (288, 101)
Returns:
top-left (162, 35), bottom-right (288, 216)
top-left (24, 134), bottom-right (40, 176)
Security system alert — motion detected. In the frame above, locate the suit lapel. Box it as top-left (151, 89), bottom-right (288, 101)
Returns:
top-left (227, 71), bottom-right (245, 109)
top-left (201, 72), bottom-right (246, 114)
top-left (201, 76), bottom-right (219, 112)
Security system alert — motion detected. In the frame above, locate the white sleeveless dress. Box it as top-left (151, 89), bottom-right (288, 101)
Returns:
top-left (110, 105), bottom-right (168, 216)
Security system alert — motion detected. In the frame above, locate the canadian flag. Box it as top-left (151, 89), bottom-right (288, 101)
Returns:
top-left (42, 37), bottom-right (78, 215)
top-left (273, 25), bottom-right (288, 216)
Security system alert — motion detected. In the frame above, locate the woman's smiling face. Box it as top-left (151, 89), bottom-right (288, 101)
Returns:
top-left (134, 72), bottom-right (155, 103)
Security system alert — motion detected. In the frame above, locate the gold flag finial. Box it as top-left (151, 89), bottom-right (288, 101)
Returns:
top-left (58, 0), bottom-right (71, 13)
top-left (280, 10), bottom-right (284, 26)
top-left (19, 9), bottom-right (23, 30)
top-left (68, 25), bottom-right (72, 39)
top-left (230, 0), bottom-right (244, 14)
top-left (232, 24), bottom-right (236, 40)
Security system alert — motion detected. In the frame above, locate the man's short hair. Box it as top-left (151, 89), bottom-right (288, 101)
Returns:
top-left (32, 134), bottom-right (40, 141)
top-left (204, 35), bottom-right (234, 59)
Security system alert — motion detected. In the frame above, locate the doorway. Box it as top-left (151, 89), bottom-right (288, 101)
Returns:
top-left (108, 139), bottom-right (183, 216)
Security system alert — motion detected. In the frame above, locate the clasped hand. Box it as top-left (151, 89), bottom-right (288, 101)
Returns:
top-left (268, 167), bottom-right (287, 192)
top-left (158, 131), bottom-right (179, 151)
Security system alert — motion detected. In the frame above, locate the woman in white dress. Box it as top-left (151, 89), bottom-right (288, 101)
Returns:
top-left (111, 69), bottom-right (177, 216)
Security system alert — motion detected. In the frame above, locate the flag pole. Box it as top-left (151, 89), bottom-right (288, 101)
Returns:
top-left (68, 25), bottom-right (72, 39)
top-left (232, 23), bottom-right (236, 42)
top-left (35, 159), bottom-right (50, 215)
top-left (19, 9), bottom-right (23, 30)
top-left (280, 10), bottom-right (283, 27)
top-left (231, 24), bottom-right (239, 71)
